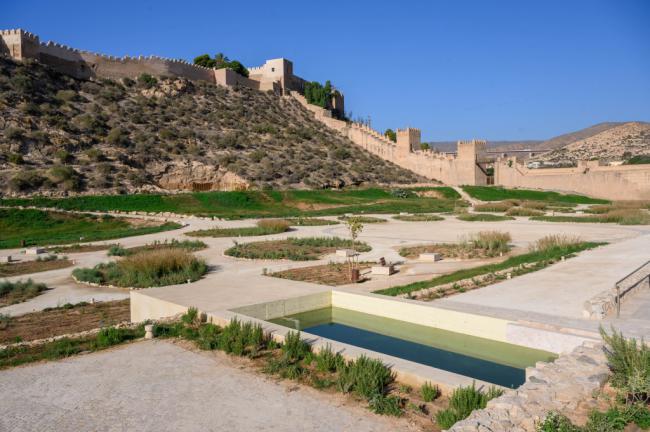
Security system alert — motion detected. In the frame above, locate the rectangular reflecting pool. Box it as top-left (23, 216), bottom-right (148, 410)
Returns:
top-left (269, 307), bottom-right (556, 388)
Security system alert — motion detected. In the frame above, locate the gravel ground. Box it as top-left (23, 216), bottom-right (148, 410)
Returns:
top-left (0, 340), bottom-right (411, 432)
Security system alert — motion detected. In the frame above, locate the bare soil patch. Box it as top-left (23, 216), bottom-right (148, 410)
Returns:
top-left (399, 244), bottom-right (505, 260)
top-left (0, 299), bottom-right (130, 344)
top-left (0, 258), bottom-right (73, 277)
top-left (270, 262), bottom-right (373, 285)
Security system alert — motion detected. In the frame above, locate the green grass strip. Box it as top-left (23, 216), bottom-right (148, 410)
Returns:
top-left (374, 242), bottom-right (605, 296)
top-left (461, 186), bottom-right (608, 204)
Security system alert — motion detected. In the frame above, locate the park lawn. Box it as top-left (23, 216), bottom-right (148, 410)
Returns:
top-left (461, 186), bottom-right (609, 204)
top-left (0, 187), bottom-right (462, 219)
top-left (374, 241), bottom-right (604, 297)
top-left (0, 208), bottom-right (181, 249)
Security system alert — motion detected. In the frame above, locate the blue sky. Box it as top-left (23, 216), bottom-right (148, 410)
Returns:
top-left (3, 0), bottom-right (649, 141)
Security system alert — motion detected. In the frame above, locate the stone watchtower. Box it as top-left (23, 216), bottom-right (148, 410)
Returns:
top-left (396, 128), bottom-right (421, 158)
top-left (0, 29), bottom-right (40, 61)
top-left (457, 139), bottom-right (487, 162)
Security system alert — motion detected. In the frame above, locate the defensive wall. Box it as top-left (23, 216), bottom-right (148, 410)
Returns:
top-left (3, 29), bottom-right (648, 198)
top-left (291, 91), bottom-right (650, 198)
top-left (0, 29), bottom-right (330, 104)
top-left (291, 91), bottom-right (489, 186)
top-left (495, 158), bottom-right (650, 201)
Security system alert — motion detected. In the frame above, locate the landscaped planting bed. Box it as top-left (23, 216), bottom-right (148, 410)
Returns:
top-left (398, 231), bottom-right (511, 260)
top-left (46, 243), bottom-right (117, 253)
top-left (269, 262), bottom-right (374, 285)
top-left (72, 249), bottom-right (207, 288)
top-left (457, 213), bottom-right (514, 222)
top-left (107, 239), bottom-right (207, 257)
top-left (225, 237), bottom-right (371, 261)
top-left (337, 215), bottom-right (388, 223)
top-left (0, 208), bottom-right (181, 249)
top-left (0, 256), bottom-right (72, 277)
top-left (281, 217), bottom-right (339, 226)
top-left (0, 279), bottom-right (49, 306)
top-left (392, 214), bottom-right (444, 222)
top-left (0, 299), bottom-right (130, 344)
top-left (377, 236), bottom-right (604, 297)
top-left (532, 209), bottom-right (650, 225)
top-left (186, 219), bottom-right (291, 237)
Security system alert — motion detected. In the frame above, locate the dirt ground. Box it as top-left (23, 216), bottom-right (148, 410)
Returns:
top-left (271, 262), bottom-right (374, 285)
top-left (0, 299), bottom-right (130, 343)
top-left (0, 340), bottom-right (432, 432)
top-left (0, 258), bottom-right (73, 277)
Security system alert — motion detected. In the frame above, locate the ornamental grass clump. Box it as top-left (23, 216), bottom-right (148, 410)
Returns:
top-left (73, 249), bottom-right (207, 287)
top-left (420, 381), bottom-right (441, 402)
top-left (529, 234), bottom-right (583, 253)
top-left (435, 382), bottom-right (504, 429)
top-left (315, 343), bottom-right (345, 372)
top-left (465, 231), bottom-right (511, 255)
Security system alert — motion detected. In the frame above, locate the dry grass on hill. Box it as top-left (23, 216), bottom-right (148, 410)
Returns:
top-left (0, 57), bottom-right (423, 196)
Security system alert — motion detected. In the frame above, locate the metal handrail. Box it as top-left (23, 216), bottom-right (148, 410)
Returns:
top-left (615, 259), bottom-right (650, 318)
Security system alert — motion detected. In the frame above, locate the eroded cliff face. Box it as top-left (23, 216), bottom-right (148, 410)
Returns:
top-left (157, 161), bottom-right (249, 191)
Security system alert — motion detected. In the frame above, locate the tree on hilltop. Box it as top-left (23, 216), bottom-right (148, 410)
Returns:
top-left (193, 53), bottom-right (249, 77)
top-left (384, 129), bottom-right (396, 142)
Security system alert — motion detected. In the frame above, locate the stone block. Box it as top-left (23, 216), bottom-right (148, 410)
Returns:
top-left (419, 252), bottom-right (442, 261)
top-left (336, 249), bottom-right (357, 257)
top-left (25, 247), bottom-right (45, 255)
top-left (0, 255), bottom-right (11, 263)
top-left (371, 265), bottom-right (395, 276)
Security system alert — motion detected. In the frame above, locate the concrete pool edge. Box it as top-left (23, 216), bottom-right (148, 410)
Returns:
top-left (131, 288), bottom-right (600, 390)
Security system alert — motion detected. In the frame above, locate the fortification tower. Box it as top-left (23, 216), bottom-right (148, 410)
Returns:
top-left (0, 29), bottom-right (40, 60)
top-left (457, 139), bottom-right (487, 161)
top-left (396, 128), bottom-right (421, 158)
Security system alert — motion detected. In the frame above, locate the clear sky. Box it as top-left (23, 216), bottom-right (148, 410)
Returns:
top-left (3, 0), bottom-right (649, 141)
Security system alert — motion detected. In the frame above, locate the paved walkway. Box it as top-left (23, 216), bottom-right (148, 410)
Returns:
top-left (437, 234), bottom-right (650, 319)
top-left (0, 340), bottom-right (406, 432)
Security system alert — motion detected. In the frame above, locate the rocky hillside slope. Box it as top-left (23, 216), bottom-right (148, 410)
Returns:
top-left (532, 121), bottom-right (650, 164)
top-left (0, 57), bottom-right (423, 196)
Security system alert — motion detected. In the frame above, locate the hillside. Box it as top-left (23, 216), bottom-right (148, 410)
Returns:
top-left (0, 57), bottom-right (423, 196)
top-left (531, 122), bottom-right (650, 164)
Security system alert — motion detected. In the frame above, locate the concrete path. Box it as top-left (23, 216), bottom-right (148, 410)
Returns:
top-left (0, 340), bottom-right (406, 432)
top-left (437, 234), bottom-right (650, 319)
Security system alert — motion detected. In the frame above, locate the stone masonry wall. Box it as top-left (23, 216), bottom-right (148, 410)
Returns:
top-left (449, 341), bottom-right (609, 432)
top-left (495, 158), bottom-right (650, 201)
top-left (290, 91), bottom-right (483, 185)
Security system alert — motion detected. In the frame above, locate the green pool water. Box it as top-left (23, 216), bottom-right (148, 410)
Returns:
top-left (269, 307), bottom-right (556, 387)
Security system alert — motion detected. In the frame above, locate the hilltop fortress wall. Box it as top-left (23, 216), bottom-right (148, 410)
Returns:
top-left (2, 29), bottom-right (649, 199)
top-left (0, 29), bottom-right (305, 97)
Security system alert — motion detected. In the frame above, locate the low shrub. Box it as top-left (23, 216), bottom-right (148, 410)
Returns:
top-left (108, 245), bottom-right (128, 256)
top-left (435, 383), bottom-right (504, 429)
top-left (282, 331), bottom-right (311, 362)
top-left (599, 326), bottom-right (650, 402)
top-left (337, 355), bottom-right (395, 400)
top-left (420, 381), bottom-right (441, 402)
top-left (315, 343), bottom-right (345, 372)
top-left (521, 200), bottom-right (548, 210)
top-left (457, 213), bottom-right (514, 222)
top-left (369, 394), bottom-right (404, 416)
